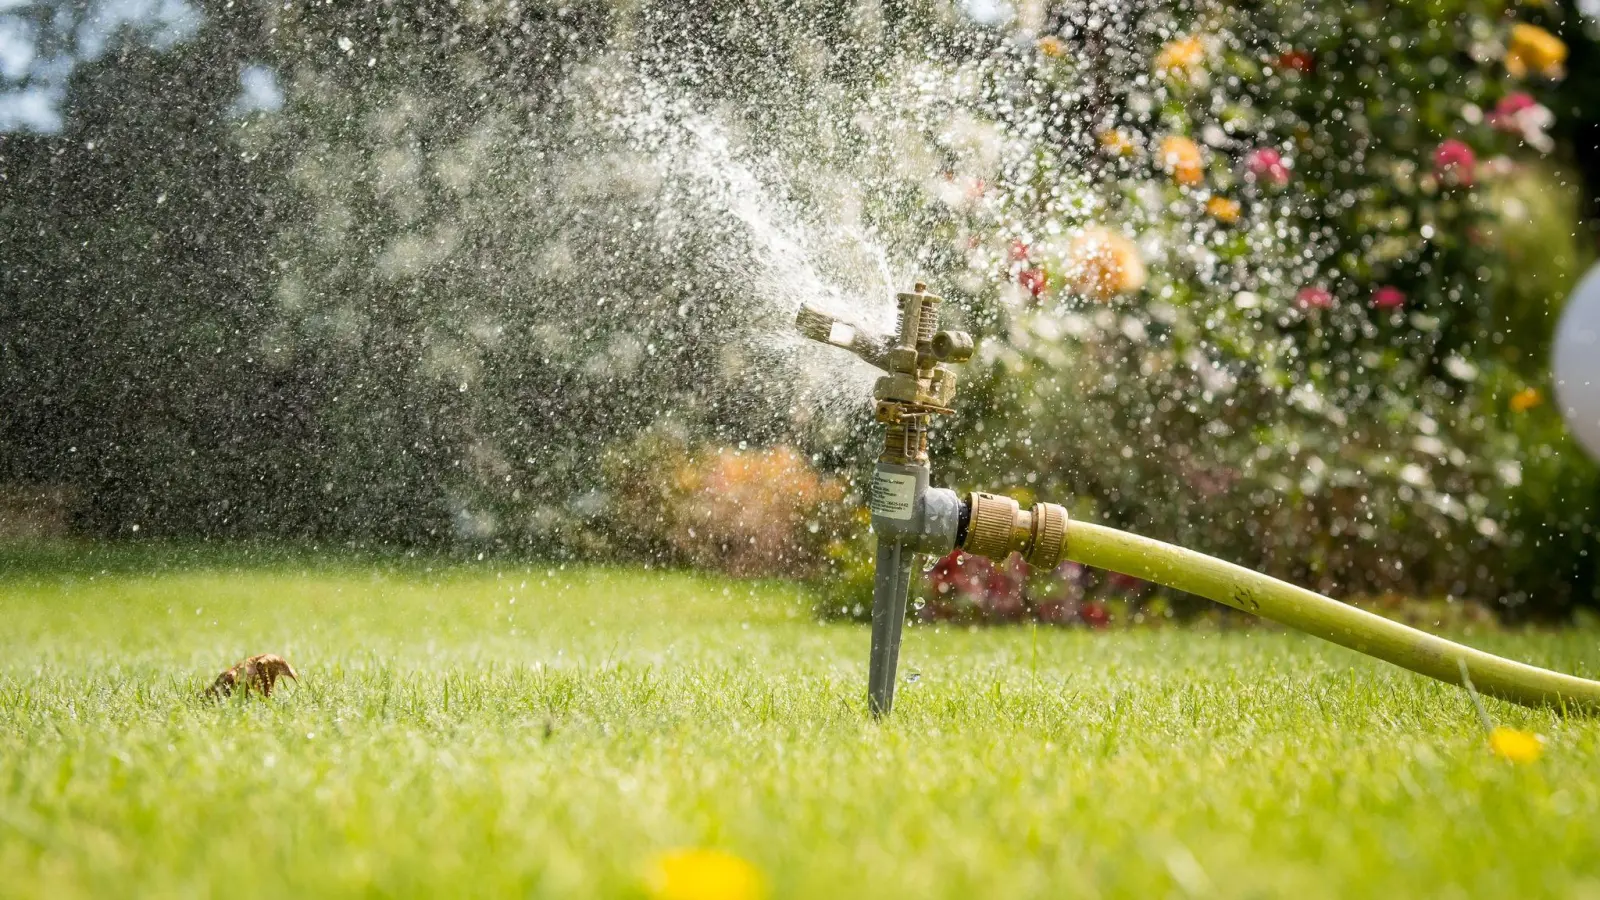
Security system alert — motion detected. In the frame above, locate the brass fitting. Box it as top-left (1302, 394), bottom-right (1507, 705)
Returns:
top-left (961, 493), bottom-right (1069, 569)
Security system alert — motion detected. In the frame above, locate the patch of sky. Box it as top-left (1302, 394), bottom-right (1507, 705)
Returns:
top-left (229, 63), bottom-right (283, 117)
top-left (962, 0), bottom-right (1014, 26)
top-left (0, 0), bottom-right (204, 133)
top-left (0, 82), bottom-right (57, 129)
top-left (0, 14), bottom-right (35, 78)
top-left (75, 0), bottom-right (199, 59)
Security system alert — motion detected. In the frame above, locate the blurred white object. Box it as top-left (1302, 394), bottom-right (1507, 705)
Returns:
top-left (1554, 262), bottom-right (1600, 460)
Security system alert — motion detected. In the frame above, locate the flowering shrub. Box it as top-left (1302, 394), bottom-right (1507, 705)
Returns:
top-left (605, 433), bottom-right (849, 578)
top-left (917, 550), bottom-right (1166, 627)
top-left (921, 1), bottom-right (1598, 613)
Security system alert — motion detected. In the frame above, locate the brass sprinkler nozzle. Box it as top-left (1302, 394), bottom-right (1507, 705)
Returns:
top-left (794, 284), bottom-right (974, 466)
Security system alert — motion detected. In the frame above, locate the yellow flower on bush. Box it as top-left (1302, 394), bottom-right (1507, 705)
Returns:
top-left (1205, 196), bottom-right (1241, 224)
top-left (1159, 135), bottom-right (1205, 187)
top-left (1504, 23), bottom-right (1567, 80)
top-left (1510, 387), bottom-right (1542, 413)
top-left (1099, 129), bottom-right (1136, 157)
top-left (1065, 226), bottom-right (1147, 302)
top-left (1488, 726), bottom-right (1544, 764)
top-left (1155, 34), bottom-right (1206, 79)
top-left (1037, 35), bottom-right (1068, 59)
top-left (647, 848), bottom-right (767, 900)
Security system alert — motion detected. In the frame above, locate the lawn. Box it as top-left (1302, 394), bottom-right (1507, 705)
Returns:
top-left (2, 546), bottom-right (1599, 898)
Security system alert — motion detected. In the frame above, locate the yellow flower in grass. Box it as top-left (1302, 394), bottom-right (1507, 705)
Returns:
top-left (647, 848), bottom-right (767, 900)
top-left (1065, 226), bottom-right (1147, 302)
top-left (1099, 128), bottom-right (1137, 157)
top-left (1159, 135), bottom-right (1205, 187)
top-left (1505, 23), bottom-right (1567, 80)
top-left (1155, 34), bottom-right (1206, 79)
top-left (1205, 196), bottom-right (1241, 224)
top-left (1037, 35), bottom-right (1068, 59)
top-left (1488, 726), bottom-right (1544, 764)
top-left (1510, 387), bottom-right (1543, 413)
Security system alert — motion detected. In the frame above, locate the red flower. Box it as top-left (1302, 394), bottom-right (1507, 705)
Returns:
top-left (1296, 286), bottom-right (1334, 310)
top-left (1008, 239), bottom-right (1031, 262)
top-left (1079, 601), bottom-right (1110, 629)
top-left (1432, 139), bottom-right (1476, 186)
top-left (1371, 285), bottom-right (1406, 310)
top-left (1278, 49), bottom-right (1315, 73)
top-left (1017, 267), bottom-right (1048, 297)
top-left (1243, 148), bottom-right (1290, 187)
top-left (1105, 572), bottom-right (1147, 594)
top-left (927, 551), bottom-right (991, 599)
top-left (984, 558), bottom-right (1028, 621)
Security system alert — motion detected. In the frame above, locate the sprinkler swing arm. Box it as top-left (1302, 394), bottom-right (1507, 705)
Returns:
top-left (797, 283), bottom-right (1600, 717)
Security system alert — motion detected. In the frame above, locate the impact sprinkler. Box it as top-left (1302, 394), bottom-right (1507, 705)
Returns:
top-left (798, 284), bottom-right (1600, 717)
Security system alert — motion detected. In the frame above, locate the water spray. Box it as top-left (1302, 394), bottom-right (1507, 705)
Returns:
top-left (798, 284), bottom-right (1600, 717)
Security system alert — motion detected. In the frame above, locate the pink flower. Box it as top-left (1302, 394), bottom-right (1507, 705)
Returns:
top-left (1488, 93), bottom-right (1554, 153)
top-left (1296, 286), bottom-right (1334, 310)
top-left (1432, 139), bottom-right (1477, 185)
top-left (1008, 239), bottom-right (1031, 262)
top-left (1492, 92), bottom-right (1538, 120)
top-left (1372, 285), bottom-right (1406, 310)
top-left (1244, 148), bottom-right (1290, 187)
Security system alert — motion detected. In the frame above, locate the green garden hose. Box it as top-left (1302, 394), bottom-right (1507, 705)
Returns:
top-left (1064, 519), bottom-right (1600, 713)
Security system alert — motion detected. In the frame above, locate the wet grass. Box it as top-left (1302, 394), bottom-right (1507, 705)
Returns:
top-left (2, 547), bottom-right (1599, 898)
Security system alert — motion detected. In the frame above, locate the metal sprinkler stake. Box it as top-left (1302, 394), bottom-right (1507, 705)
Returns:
top-left (797, 284), bottom-right (972, 716)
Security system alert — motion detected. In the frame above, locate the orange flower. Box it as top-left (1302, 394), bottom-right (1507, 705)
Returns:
top-left (1155, 35), bottom-right (1206, 79)
top-left (1099, 129), bottom-right (1137, 157)
top-left (646, 848), bottom-right (767, 900)
top-left (1510, 387), bottom-right (1542, 413)
top-left (1488, 726), bottom-right (1543, 764)
top-left (1037, 35), bottom-right (1068, 59)
top-left (1065, 226), bottom-right (1147, 301)
top-left (1205, 196), bottom-right (1241, 224)
top-left (1159, 135), bottom-right (1205, 187)
top-left (1504, 23), bottom-right (1567, 80)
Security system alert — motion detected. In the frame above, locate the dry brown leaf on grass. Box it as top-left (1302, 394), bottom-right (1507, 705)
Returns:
top-left (205, 653), bottom-right (299, 700)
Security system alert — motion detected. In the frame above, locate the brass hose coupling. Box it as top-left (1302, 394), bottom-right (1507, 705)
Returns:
top-left (961, 492), bottom-right (1070, 570)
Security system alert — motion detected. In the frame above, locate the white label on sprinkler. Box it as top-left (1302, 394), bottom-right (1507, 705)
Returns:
top-left (870, 472), bottom-right (917, 520)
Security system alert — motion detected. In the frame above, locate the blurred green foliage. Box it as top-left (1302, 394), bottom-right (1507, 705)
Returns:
top-left (1, 0), bottom-right (1599, 618)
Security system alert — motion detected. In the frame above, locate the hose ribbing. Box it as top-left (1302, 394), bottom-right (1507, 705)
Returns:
top-left (1063, 519), bottom-right (1600, 713)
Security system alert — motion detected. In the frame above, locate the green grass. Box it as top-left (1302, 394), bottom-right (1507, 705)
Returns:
top-left (3, 546), bottom-right (1600, 898)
